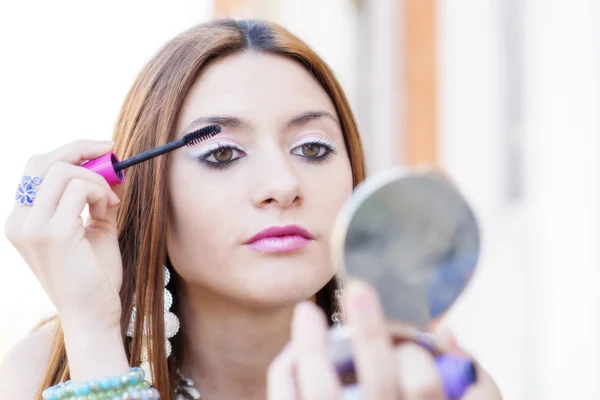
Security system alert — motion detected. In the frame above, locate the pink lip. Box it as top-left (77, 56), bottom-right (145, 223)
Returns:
top-left (245, 225), bottom-right (314, 253)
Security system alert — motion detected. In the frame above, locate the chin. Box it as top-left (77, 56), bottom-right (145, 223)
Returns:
top-left (231, 259), bottom-right (334, 307)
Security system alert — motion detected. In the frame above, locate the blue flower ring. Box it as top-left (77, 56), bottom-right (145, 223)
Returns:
top-left (15, 175), bottom-right (43, 206)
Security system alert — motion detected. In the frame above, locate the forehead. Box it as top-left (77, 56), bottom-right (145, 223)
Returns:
top-left (176, 52), bottom-right (338, 132)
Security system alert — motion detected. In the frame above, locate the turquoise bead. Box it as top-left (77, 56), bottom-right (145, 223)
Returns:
top-left (43, 365), bottom-right (154, 400)
top-left (127, 371), bottom-right (139, 385)
top-left (42, 387), bottom-right (58, 400)
top-left (74, 382), bottom-right (91, 396)
top-left (56, 386), bottom-right (66, 398)
top-left (90, 379), bottom-right (101, 392)
top-left (65, 384), bottom-right (75, 396)
top-left (99, 377), bottom-right (111, 390)
top-left (110, 376), bottom-right (121, 389)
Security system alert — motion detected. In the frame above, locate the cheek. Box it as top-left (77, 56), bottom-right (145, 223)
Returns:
top-left (167, 168), bottom-right (242, 267)
top-left (323, 157), bottom-right (354, 207)
top-left (305, 159), bottom-right (354, 231)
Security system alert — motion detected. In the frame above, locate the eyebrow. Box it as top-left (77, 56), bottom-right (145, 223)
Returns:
top-left (183, 116), bottom-right (249, 134)
top-left (182, 110), bottom-right (339, 134)
top-left (286, 110), bottom-right (339, 129)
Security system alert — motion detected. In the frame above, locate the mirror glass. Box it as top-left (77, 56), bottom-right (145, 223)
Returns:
top-left (332, 168), bottom-right (480, 329)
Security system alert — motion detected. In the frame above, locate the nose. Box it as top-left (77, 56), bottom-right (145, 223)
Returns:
top-left (251, 152), bottom-right (303, 209)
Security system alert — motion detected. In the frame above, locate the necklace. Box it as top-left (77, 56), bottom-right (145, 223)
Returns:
top-left (173, 286), bottom-right (346, 399)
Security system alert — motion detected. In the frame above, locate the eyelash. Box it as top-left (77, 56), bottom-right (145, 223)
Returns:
top-left (196, 144), bottom-right (245, 171)
top-left (196, 139), bottom-right (337, 171)
top-left (291, 139), bottom-right (336, 163)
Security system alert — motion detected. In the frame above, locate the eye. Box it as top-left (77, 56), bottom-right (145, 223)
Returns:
top-left (299, 143), bottom-right (325, 158)
top-left (211, 147), bottom-right (235, 162)
top-left (291, 139), bottom-right (336, 161)
top-left (196, 143), bottom-right (246, 170)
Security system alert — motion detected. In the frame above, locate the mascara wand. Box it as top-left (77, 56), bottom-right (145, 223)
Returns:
top-left (82, 124), bottom-right (222, 186)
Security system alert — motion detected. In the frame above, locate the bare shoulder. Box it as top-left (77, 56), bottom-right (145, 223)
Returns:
top-left (0, 319), bottom-right (59, 399)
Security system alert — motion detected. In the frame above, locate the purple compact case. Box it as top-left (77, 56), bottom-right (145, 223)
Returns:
top-left (330, 326), bottom-right (477, 400)
top-left (329, 168), bottom-right (482, 399)
top-left (336, 357), bottom-right (475, 400)
top-left (435, 353), bottom-right (477, 399)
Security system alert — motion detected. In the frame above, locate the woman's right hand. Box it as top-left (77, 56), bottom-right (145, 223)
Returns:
top-left (4, 140), bottom-right (124, 331)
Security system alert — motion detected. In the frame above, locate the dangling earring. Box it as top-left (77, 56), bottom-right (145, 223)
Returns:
top-left (331, 278), bottom-right (345, 326)
top-left (127, 266), bottom-right (180, 384)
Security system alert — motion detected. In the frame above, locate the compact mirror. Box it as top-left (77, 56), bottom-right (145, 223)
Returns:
top-left (332, 167), bottom-right (480, 329)
top-left (329, 167), bottom-right (480, 400)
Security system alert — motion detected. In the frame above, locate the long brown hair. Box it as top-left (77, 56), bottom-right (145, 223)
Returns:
top-left (36, 18), bottom-right (366, 399)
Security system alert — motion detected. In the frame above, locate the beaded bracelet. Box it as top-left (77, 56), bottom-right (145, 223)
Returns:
top-left (42, 367), bottom-right (160, 400)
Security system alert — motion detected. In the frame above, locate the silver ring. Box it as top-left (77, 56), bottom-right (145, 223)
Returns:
top-left (15, 175), bottom-right (43, 206)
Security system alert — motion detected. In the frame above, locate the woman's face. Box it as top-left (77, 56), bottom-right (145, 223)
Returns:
top-left (167, 52), bottom-right (353, 306)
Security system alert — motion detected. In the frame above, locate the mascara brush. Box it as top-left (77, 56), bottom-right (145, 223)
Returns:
top-left (82, 124), bottom-right (222, 186)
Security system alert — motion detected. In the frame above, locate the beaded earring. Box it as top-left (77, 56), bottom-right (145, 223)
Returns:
top-left (127, 266), bottom-right (180, 384)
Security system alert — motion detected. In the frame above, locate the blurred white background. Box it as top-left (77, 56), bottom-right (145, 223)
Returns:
top-left (1, 1), bottom-right (599, 399)
top-left (0, 0), bottom-right (214, 363)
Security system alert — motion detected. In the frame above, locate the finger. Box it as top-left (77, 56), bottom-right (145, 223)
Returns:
top-left (11, 140), bottom-right (115, 216)
top-left (27, 163), bottom-right (119, 225)
top-left (19, 140), bottom-right (114, 181)
top-left (51, 179), bottom-right (112, 224)
top-left (267, 344), bottom-right (298, 400)
top-left (103, 181), bottom-right (124, 227)
top-left (434, 328), bottom-right (473, 358)
top-left (36, 140), bottom-right (115, 171)
top-left (395, 343), bottom-right (445, 400)
top-left (292, 301), bottom-right (340, 400)
top-left (344, 279), bottom-right (397, 399)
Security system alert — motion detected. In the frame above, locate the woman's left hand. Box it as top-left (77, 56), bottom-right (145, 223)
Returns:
top-left (267, 280), bottom-right (503, 399)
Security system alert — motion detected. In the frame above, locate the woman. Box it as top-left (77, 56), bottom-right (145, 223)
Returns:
top-left (0, 19), bottom-right (502, 399)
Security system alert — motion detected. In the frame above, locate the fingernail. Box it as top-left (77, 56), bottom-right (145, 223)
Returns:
top-left (346, 280), bottom-right (377, 316)
top-left (99, 140), bottom-right (115, 147)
